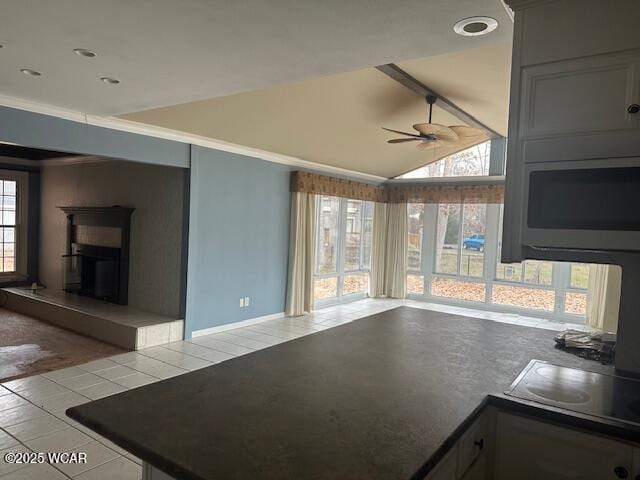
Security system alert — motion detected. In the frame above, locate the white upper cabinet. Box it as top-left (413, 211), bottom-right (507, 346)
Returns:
top-left (520, 51), bottom-right (640, 141)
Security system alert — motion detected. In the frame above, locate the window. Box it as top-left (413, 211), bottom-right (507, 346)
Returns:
top-left (407, 202), bottom-right (593, 322)
top-left (407, 204), bottom-right (424, 272)
top-left (407, 204), bottom-right (425, 295)
top-left (314, 195), bottom-right (374, 304)
top-left (396, 141), bottom-right (491, 179)
top-left (461, 205), bottom-right (486, 277)
top-left (0, 179), bottom-right (17, 273)
top-left (435, 204), bottom-right (459, 275)
top-left (0, 171), bottom-right (27, 278)
top-left (316, 196), bottom-right (340, 274)
top-left (435, 203), bottom-right (486, 278)
top-left (344, 200), bottom-right (363, 271)
top-left (565, 263), bottom-right (590, 316)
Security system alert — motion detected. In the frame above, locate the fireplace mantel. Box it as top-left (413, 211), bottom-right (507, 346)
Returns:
top-left (58, 206), bottom-right (134, 228)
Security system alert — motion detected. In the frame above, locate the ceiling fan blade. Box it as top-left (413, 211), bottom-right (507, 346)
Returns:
top-left (388, 138), bottom-right (422, 143)
top-left (448, 126), bottom-right (488, 143)
top-left (413, 123), bottom-right (460, 143)
top-left (382, 127), bottom-right (421, 138)
top-left (416, 141), bottom-right (439, 151)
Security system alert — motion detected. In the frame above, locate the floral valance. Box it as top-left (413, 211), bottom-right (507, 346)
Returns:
top-left (385, 184), bottom-right (504, 204)
top-left (290, 171), bottom-right (504, 204)
top-left (290, 171), bottom-right (387, 203)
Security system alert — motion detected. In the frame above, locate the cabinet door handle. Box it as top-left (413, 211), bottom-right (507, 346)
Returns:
top-left (613, 466), bottom-right (628, 478)
top-left (474, 438), bottom-right (484, 451)
top-left (628, 104), bottom-right (640, 114)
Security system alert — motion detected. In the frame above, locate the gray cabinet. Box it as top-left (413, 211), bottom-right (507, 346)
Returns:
top-left (502, 0), bottom-right (640, 262)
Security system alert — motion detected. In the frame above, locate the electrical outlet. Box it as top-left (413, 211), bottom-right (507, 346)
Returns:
top-left (244, 297), bottom-right (250, 307)
top-left (239, 298), bottom-right (245, 308)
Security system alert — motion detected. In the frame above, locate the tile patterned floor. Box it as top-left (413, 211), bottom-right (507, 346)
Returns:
top-left (0, 299), bottom-right (590, 479)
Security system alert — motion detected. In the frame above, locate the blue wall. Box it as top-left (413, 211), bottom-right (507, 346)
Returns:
top-left (0, 106), bottom-right (189, 168)
top-left (185, 145), bottom-right (291, 337)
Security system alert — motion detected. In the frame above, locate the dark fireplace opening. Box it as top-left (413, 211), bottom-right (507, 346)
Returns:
top-left (58, 206), bottom-right (134, 305)
top-left (63, 244), bottom-right (120, 303)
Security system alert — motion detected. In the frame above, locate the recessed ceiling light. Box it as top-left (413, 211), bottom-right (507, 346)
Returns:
top-left (73, 48), bottom-right (96, 58)
top-left (20, 68), bottom-right (42, 76)
top-left (100, 76), bottom-right (120, 85)
top-left (453, 16), bottom-right (498, 36)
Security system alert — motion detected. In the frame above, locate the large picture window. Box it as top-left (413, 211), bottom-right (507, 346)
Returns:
top-left (408, 202), bottom-right (592, 322)
top-left (314, 195), bottom-right (374, 304)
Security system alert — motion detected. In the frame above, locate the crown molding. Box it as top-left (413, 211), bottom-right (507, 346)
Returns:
top-left (0, 94), bottom-right (387, 183)
top-left (503, 0), bottom-right (557, 11)
top-left (500, 0), bottom-right (515, 21)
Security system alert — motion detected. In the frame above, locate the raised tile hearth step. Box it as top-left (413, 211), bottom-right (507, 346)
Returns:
top-left (1, 287), bottom-right (183, 350)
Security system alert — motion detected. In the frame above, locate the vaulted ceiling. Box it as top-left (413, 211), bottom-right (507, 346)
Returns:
top-left (122, 43), bottom-right (512, 178)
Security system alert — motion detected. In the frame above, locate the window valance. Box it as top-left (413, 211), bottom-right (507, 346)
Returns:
top-left (290, 171), bottom-right (504, 204)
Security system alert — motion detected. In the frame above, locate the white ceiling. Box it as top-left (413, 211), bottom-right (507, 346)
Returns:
top-left (0, 0), bottom-right (512, 115)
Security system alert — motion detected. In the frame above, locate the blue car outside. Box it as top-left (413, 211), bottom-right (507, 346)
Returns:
top-left (463, 234), bottom-right (485, 252)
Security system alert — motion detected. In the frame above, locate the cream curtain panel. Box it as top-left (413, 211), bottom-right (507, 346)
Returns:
top-left (369, 203), bottom-right (388, 297)
top-left (586, 264), bottom-right (622, 332)
top-left (285, 192), bottom-right (317, 316)
top-left (369, 202), bottom-right (408, 299)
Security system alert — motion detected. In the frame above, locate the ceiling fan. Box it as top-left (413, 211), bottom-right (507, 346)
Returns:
top-left (382, 95), bottom-right (484, 150)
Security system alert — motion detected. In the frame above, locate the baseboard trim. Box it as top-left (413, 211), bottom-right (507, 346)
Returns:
top-left (191, 311), bottom-right (285, 338)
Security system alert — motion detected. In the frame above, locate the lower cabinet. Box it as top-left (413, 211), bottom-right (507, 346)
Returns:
top-left (425, 411), bottom-right (491, 480)
top-left (425, 408), bottom-right (640, 480)
top-left (425, 446), bottom-right (459, 480)
top-left (494, 412), bottom-right (635, 480)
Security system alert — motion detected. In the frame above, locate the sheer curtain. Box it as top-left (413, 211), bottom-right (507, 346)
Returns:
top-left (369, 202), bottom-right (408, 299)
top-left (586, 264), bottom-right (622, 332)
top-left (285, 192), bottom-right (317, 316)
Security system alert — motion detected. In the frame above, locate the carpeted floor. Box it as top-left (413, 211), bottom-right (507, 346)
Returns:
top-left (0, 307), bottom-right (125, 382)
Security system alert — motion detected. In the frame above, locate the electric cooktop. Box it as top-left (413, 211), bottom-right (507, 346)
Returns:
top-left (505, 360), bottom-right (640, 426)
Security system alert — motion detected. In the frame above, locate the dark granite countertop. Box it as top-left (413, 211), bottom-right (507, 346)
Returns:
top-left (67, 307), bottom-right (624, 480)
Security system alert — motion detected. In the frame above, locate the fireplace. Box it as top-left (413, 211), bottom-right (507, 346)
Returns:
top-left (59, 206), bottom-right (134, 304)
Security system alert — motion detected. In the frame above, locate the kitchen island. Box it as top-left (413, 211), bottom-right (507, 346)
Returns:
top-left (67, 307), bottom-right (621, 480)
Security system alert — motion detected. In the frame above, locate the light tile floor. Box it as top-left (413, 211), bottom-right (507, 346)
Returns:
top-left (0, 299), bottom-right (590, 479)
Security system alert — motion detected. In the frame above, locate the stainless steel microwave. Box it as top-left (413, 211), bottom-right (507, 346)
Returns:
top-left (522, 157), bottom-right (640, 252)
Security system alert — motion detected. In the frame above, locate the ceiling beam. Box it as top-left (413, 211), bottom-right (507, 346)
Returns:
top-left (375, 63), bottom-right (501, 139)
